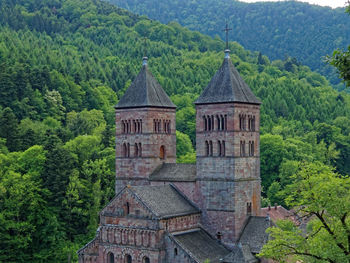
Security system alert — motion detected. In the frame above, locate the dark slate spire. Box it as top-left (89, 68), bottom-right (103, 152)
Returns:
top-left (194, 55), bottom-right (261, 105)
top-left (195, 23), bottom-right (261, 105)
top-left (115, 58), bottom-right (176, 109)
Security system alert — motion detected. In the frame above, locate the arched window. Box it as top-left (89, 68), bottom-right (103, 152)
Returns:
top-left (122, 121), bottom-right (125, 134)
top-left (143, 256), bottom-right (150, 263)
top-left (108, 252), bottom-right (114, 263)
top-left (125, 254), bottom-right (132, 263)
top-left (224, 115), bottom-right (227, 131)
top-left (133, 120), bottom-right (136, 133)
top-left (218, 140), bottom-right (221, 156)
top-left (252, 116), bottom-right (256, 131)
top-left (205, 141), bottom-right (209, 156)
top-left (138, 143), bottom-right (142, 157)
top-left (209, 141), bottom-right (213, 156)
top-left (127, 143), bottom-right (130, 157)
top-left (220, 115), bottom-right (225, 130)
top-left (123, 143), bottom-right (127, 157)
top-left (204, 116), bottom-right (207, 131)
top-left (126, 202), bottom-right (130, 215)
top-left (240, 141), bottom-right (246, 157)
top-left (167, 121), bottom-right (171, 134)
top-left (174, 248), bottom-right (178, 256)
top-left (208, 115), bottom-right (211, 131)
top-left (159, 145), bottom-right (165, 159)
top-left (222, 140), bottom-right (225, 156)
top-left (216, 115), bottom-right (220, 130)
top-left (247, 202), bottom-right (252, 215)
top-left (134, 143), bottom-right (138, 157)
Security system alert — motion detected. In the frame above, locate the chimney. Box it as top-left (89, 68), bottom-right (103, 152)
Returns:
top-left (274, 203), bottom-right (278, 210)
top-left (268, 205), bottom-right (271, 211)
top-left (216, 232), bottom-right (222, 241)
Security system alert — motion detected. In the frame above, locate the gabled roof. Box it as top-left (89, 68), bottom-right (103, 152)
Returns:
top-left (238, 216), bottom-right (272, 254)
top-left (115, 65), bottom-right (176, 109)
top-left (171, 228), bottom-right (231, 263)
top-left (222, 245), bottom-right (258, 263)
top-left (131, 184), bottom-right (200, 219)
top-left (149, 163), bottom-right (196, 182)
top-left (260, 205), bottom-right (296, 223)
top-left (195, 55), bottom-right (261, 105)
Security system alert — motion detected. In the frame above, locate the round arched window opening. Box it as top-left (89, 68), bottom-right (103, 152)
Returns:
top-left (108, 252), bottom-right (114, 263)
top-left (159, 145), bottom-right (165, 160)
top-left (125, 254), bottom-right (132, 263)
top-left (174, 248), bottom-right (178, 256)
top-left (143, 256), bottom-right (150, 263)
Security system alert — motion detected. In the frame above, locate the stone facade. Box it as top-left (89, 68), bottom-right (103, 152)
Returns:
top-left (115, 107), bottom-right (176, 193)
top-left (195, 103), bottom-right (260, 244)
top-left (79, 53), bottom-right (269, 263)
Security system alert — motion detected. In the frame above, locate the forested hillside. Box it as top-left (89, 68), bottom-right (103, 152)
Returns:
top-left (1, 0), bottom-right (350, 261)
top-left (108, 0), bottom-right (350, 91)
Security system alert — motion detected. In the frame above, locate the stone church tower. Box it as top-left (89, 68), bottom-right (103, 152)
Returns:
top-left (114, 57), bottom-right (176, 193)
top-left (194, 49), bottom-right (261, 245)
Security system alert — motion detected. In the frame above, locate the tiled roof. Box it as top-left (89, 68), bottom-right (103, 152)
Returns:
top-left (131, 184), bottom-right (199, 219)
top-left (195, 56), bottom-right (261, 105)
top-left (171, 228), bottom-right (231, 263)
top-left (260, 205), bottom-right (296, 223)
top-left (222, 244), bottom-right (258, 263)
top-left (238, 216), bottom-right (272, 254)
top-left (115, 65), bottom-right (176, 109)
top-left (149, 163), bottom-right (196, 182)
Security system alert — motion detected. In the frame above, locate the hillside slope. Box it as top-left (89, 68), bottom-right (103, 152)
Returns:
top-left (0, 0), bottom-right (350, 261)
top-left (108, 0), bottom-right (350, 90)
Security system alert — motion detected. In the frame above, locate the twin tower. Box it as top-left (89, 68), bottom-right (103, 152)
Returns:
top-left (114, 50), bottom-right (261, 244)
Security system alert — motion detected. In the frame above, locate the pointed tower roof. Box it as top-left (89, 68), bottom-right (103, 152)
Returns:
top-left (195, 50), bottom-right (261, 105)
top-left (115, 57), bottom-right (176, 109)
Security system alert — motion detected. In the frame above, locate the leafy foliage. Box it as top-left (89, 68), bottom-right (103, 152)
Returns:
top-left (108, 0), bottom-right (350, 90)
top-left (259, 162), bottom-right (350, 263)
top-left (0, 0), bottom-right (349, 261)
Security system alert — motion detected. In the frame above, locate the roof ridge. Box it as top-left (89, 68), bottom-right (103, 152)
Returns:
top-left (169, 184), bottom-right (201, 213)
top-left (129, 186), bottom-right (161, 218)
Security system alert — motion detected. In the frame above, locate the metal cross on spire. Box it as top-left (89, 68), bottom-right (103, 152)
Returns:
top-left (223, 21), bottom-right (232, 50)
top-left (142, 36), bottom-right (148, 66)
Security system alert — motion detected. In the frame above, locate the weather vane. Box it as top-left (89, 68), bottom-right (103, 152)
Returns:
top-left (223, 21), bottom-right (232, 50)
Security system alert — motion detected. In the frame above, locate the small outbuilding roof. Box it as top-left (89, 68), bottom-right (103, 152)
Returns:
top-left (222, 244), bottom-right (258, 263)
top-left (171, 228), bottom-right (231, 263)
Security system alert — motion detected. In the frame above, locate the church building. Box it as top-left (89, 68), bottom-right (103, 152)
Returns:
top-left (78, 46), bottom-right (271, 262)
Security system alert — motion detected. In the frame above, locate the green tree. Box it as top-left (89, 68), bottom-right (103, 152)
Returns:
top-left (328, 3), bottom-right (350, 87)
top-left (0, 107), bottom-right (19, 151)
top-left (259, 162), bottom-right (350, 263)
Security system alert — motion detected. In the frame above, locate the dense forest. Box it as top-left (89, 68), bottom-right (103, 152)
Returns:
top-left (108, 0), bottom-right (350, 91)
top-left (0, 0), bottom-right (350, 261)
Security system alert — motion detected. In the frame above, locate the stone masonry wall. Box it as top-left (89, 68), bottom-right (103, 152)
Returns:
top-left (115, 107), bottom-right (176, 194)
top-left (195, 102), bottom-right (261, 243)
